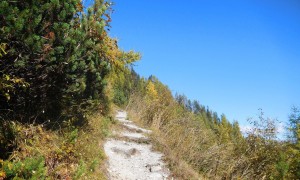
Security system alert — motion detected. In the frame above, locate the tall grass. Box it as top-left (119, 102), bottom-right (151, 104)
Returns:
top-left (126, 93), bottom-right (282, 179)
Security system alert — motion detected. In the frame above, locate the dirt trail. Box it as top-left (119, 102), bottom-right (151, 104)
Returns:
top-left (104, 110), bottom-right (170, 180)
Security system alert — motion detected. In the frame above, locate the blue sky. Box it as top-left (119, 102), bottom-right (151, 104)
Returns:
top-left (86, 0), bottom-right (300, 131)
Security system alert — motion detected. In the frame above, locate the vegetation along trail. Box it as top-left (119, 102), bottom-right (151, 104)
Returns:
top-left (104, 110), bottom-right (170, 179)
top-left (0, 0), bottom-right (299, 179)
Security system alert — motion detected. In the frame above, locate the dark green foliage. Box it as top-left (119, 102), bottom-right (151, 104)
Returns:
top-left (111, 68), bottom-right (141, 107)
top-left (283, 106), bottom-right (300, 179)
top-left (0, 0), bottom-right (139, 179)
top-left (273, 152), bottom-right (290, 179)
top-left (113, 87), bottom-right (127, 106)
top-left (0, 0), bottom-right (113, 125)
top-left (0, 120), bottom-right (18, 159)
top-left (288, 106), bottom-right (300, 144)
top-left (1, 156), bottom-right (46, 179)
top-left (1, 0), bottom-right (299, 179)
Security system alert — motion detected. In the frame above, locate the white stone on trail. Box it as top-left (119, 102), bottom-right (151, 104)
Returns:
top-left (121, 131), bottom-right (147, 139)
top-left (115, 111), bottom-right (128, 121)
top-left (104, 110), bottom-right (170, 180)
top-left (122, 123), bottom-right (152, 134)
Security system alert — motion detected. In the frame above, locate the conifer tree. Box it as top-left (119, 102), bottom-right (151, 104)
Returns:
top-left (288, 106), bottom-right (300, 144)
top-left (0, 0), bottom-right (139, 125)
top-left (192, 100), bottom-right (201, 114)
top-left (1, 0), bottom-right (83, 122)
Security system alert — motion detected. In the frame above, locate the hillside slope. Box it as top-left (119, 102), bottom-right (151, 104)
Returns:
top-left (111, 70), bottom-right (300, 179)
top-left (1, 0), bottom-right (299, 179)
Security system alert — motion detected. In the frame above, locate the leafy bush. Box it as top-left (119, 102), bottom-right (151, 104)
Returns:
top-left (1, 157), bottom-right (46, 179)
top-left (113, 88), bottom-right (128, 106)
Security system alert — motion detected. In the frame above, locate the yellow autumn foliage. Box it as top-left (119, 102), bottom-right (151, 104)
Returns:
top-left (102, 36), bottom-right (140, 70)
top-left (146, 81), bottom-right (158, 100)
top-left (0, 170), bottom-right (6, 179)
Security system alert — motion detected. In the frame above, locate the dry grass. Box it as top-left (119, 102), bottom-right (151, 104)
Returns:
top-left (128, 111), bottom-right (205, 179)
top-left (125, 93), bottom-right (258, 180)
top-left (74, 113), bottom-right (113, 179)
top-left (150, 129), bottom-right (203, 179)
top-left (0, 113), bottom-right (113, 179)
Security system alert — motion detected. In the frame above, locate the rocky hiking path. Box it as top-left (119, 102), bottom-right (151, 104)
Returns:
top-left (104, 110), bottom-right (170, 180)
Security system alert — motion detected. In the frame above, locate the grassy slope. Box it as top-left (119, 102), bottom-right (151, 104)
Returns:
top-left (0, 113), bottom-right (113, 179)
top-left (127, 107), bottom-right (203, 179)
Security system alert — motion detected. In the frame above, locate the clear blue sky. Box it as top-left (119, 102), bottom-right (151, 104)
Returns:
top-left (86, 0), bottom-right (300, 129)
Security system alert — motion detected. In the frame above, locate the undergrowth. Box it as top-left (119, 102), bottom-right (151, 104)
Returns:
top-left (127, 109), bottom-right (203, 179)
top-left (126, 89), bottom-right (297, 179)
top-left (0, 114), bottom-right (112, 179)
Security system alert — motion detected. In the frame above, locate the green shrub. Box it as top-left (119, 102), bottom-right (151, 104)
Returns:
top-left (73, 160), bottom-right (86, 179)
top-left (113, 88), bottom-right (127, 106)
top-left (1, 157), bottom-right (46, 180)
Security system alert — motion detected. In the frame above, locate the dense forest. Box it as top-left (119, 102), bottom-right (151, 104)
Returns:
top-left (0, 0), bottom-right (299, 179)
